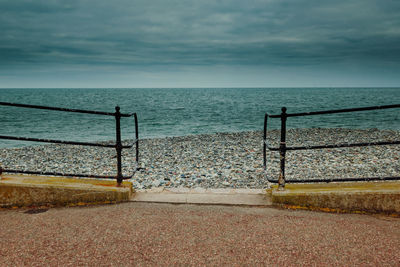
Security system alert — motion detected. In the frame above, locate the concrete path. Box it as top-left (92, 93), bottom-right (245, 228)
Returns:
top-left (132, 187), bottom-right (271, 206)
top-left (133, 181), bottom-right (400, 214)
top-left (1, 202), bottom-right (399, 266)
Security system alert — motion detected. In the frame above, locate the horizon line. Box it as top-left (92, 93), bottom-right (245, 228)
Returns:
top-left (1, 86), bottom-right (400, 89)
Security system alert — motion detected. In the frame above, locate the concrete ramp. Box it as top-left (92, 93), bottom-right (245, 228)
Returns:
top-left (132, 182), bottom-right (400, 214)
top-left (132, 188), bottom-right (272, 206)
top-left (0, 174), bottom-right (133, 207)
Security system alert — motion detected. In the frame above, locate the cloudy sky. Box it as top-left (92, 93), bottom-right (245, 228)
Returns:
top-left (1, 0), bottom-right (400, 88)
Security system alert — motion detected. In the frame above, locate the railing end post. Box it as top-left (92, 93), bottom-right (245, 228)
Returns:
top-left (278, 174), bottom-right (285, 190)
top-left (115, 105), bottom-right (123, 185)
top-left (263, 113), bottom-right (268, 170)
top-left (134, 113), bottom-right (139, 165)
top-left (279, 106), bottom-right (287, 189)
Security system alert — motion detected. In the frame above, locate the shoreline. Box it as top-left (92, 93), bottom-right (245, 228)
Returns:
top-left (1, 128), bottom-right (399, 189)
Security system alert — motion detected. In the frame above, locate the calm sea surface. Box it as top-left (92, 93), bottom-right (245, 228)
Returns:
top-left (1, 88), bottom-right (399, 147)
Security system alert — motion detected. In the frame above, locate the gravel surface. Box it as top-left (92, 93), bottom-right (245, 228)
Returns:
top-left (0, 203), bottom-right (399, 266)
top-left (1, 128), bottom-right (399, 189)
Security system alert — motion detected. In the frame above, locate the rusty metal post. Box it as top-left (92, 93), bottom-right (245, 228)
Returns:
top-left (115, 106), bottom-right (123, 185)
top-left (278, 107), bottom-right (287, 189)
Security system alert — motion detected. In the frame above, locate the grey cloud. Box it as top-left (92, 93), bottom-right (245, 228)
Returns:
top-left (1, 1), bottom-right (76, 14)
top-left (0, 0), bottom-right (399, 69)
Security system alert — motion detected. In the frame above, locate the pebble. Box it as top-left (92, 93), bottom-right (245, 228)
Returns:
top-left (1, 128), bottom-right (399, 189)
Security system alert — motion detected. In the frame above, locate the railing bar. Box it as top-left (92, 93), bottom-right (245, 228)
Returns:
top-left (263, 113), bottom-right (268, 170)
top-left (121, 139), bottom-right (138, 149)
top-left (263, 140), bottom-right (281, 151)
top-left (269, 104), bottom-right (400, 118)
top-left (266, 176), bottom-right (400, 183)
top-left (2, 169), bottom-right (134, 180)
top-left (0, 135), bottom-right (117, 148)
top-left (264, 140), bottom-right (400, 151)
top-left (134, 113), bottom-right (139, 165)
top-left (0, 101), bottom-right (132, 117)
top-left (286, 141), bottom-right (400, 151)
top-left (290, 177), bottom-right (400, 182)
top-left (115, 106), bottom-right (123, 184)
top-left (1, 135), bottom-right (137, 148)
top-left (278, 107), bottom-right (287, 188)
top-left (0, 103), bottom-right (139, 182)
top-left (265, 104), bottom-right (400, 187)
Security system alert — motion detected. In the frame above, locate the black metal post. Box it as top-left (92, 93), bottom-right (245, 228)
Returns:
top-left (115, 106), bottom-right (123, 185)
top-left (134, 113), bottom-right (139, 166)
top-left (263, 114), bottom-right (268, 170)
top-left (278, 107), bottom-right (287, 189)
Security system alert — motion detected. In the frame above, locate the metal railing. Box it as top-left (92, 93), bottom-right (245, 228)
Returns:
top-left (263, 104), bottom-right (400, 189)
top-left (0, 102), bottom-right (139, 184)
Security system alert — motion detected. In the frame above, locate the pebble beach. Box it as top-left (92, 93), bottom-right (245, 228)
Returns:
top-left (1, 128), bottom-right (399, 189)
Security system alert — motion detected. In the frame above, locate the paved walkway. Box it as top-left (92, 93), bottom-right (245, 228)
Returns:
top-left (1, 203), bottom-right (399, 266)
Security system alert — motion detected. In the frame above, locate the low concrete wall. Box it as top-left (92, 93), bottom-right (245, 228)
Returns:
top-left (0, 175), bottom-right (133, 207)
top-left (268, 181), bottom-right (400, 214)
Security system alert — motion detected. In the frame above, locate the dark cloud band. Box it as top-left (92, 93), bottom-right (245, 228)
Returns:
top-left (0, 0), bottom-right (399, 87)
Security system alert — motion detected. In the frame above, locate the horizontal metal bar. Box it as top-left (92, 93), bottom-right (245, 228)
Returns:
top-left (122, 139), bottom-right (139, 149)
top-left (263, 140), bottom-right (280, 151)
top-left (1, 135), bottom-right (138, 150)
top-left (266, 176), bottom-right (400, 184)
top-left (268, 104), bottom-right (400, 118)
top-left (2, 169), bottom-right (134, 180)
top-left (287, 140), bottom-right (400, 151)
top-left (0, 101), bottom-right (132, 117)
top-left (0, 135), bottom-right (117, 148)
top-left (264, 140), bottom-right (400, 151)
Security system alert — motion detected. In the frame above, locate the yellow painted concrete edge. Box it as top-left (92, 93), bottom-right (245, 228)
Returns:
top-left (0, 174), bottom-right (134, 208)
top-left (266, 181), bottom-right (400, 215)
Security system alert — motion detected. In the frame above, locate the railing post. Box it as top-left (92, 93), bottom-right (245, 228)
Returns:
top-left (278, 107), bottom-right (287, 189)
top-left (115, 106), bottom-right (123, 185)
top-left (134, 113), bottom-right (139, 166)
top-left (263, 113), bottom-right (268, 170)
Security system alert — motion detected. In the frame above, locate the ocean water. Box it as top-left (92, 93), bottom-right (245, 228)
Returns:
top-left (0, 88), bottom-right (399, 147)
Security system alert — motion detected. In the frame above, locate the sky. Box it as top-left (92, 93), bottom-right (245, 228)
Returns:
top-left (1, 0), bottom-right (400, 88)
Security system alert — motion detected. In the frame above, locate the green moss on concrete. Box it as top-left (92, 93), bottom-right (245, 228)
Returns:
top-left (0, 174), bottom-right (133, 208)
top-left (267, 181), bottom-right (400, 214)
top-left (270, 181), bottom-right (400, 192)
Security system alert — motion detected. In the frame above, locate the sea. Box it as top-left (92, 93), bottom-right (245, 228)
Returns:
top-left (1, 88), bottom-right (399, 148)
